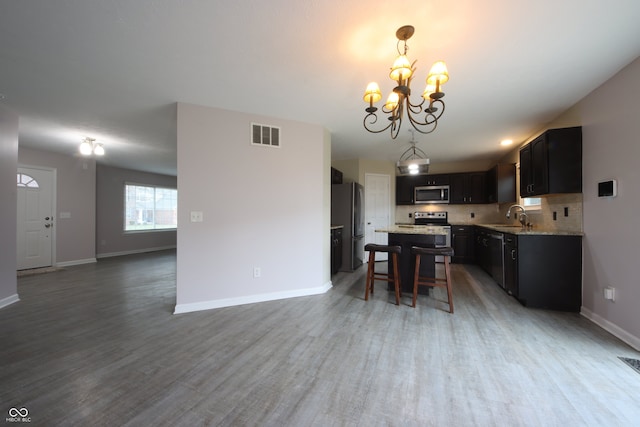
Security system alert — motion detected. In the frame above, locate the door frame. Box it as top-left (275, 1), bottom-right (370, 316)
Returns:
top-left (17, 165), bottom-right (57, 269)
top-left (364, 173), bottom-right (391, 262)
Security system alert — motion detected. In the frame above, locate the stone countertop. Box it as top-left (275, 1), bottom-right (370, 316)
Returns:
top-left (330, 225), bottom-right (344, 230)
top-left (470, 223), bottom-right (584, 236)
top-left (375, 225), bottom-right (448, 235)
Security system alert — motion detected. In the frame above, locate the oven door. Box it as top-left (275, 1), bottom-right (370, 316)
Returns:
top-left (435, 226), bottom-right (451, 263)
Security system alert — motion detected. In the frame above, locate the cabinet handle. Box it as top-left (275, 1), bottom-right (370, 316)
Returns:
top-left (511, 249), bottom-right (516, 260)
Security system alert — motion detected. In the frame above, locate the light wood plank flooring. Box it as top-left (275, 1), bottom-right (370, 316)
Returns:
top-left (2, 250), bottom-right (640, 426)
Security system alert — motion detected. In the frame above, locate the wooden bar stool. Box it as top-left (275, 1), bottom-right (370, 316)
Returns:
top-left (411, 246), bottom-right (454, 313)
top-left (364, 244), bottom-right (402, 305)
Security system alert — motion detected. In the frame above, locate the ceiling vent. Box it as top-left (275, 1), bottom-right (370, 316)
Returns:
top-left (251, 123), bottom-right (281, 148)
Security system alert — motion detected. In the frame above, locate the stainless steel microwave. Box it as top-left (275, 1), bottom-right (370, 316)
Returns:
top-left (414, 185), bottom-right (450, 204)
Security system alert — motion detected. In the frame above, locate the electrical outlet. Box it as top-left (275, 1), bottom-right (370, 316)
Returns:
top-left (253, 267), bottom-right (261, 278)
top-left (190, 211), bottom-right (203, 222)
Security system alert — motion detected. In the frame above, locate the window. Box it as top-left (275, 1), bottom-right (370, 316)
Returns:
top-left (125, 184), bottom-right (177, 231)
top-left (521, 197), bottom-right (541, 210)
top-left (17, 173), bottom-right (39, 188)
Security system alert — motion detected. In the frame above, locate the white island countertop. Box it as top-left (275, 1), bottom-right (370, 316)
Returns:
top-left (375, 225), bottom-right (448, 235)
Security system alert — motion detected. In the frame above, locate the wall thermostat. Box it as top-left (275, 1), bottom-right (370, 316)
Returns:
top-left (598, 179), bottom-right (617, 197)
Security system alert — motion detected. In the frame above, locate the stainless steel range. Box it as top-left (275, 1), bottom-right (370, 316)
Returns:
top-left (414, 211), bottom-right (451, 262)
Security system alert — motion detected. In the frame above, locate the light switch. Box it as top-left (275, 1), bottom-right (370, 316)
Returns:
top-left (190, 211), bottom-right (203, 222)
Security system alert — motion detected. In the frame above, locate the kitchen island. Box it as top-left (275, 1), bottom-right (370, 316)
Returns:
top-left (375, 226), bottom-right (448, 294)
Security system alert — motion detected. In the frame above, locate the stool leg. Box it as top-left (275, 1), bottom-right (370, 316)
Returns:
top-left (412, 254), bottom-right (421, 308)
top-left (391, 253), bottom-right (401, 305)
top-left (444, 255), bottom-right (454, 313)
top-left (364, 250), bottom-right (376, 301)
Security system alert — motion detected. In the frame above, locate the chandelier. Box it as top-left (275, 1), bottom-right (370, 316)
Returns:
top-left (397, 130), bottom-right (429, 175)
top-left (362, 25), bottom-right (449, 139)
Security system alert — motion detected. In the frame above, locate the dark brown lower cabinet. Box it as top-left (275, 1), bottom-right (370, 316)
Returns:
top-left (451, 225), bottom-right (474, 264)
top-left (387, 233), bottom-right (444, 294)
top-left (506, 234), bottom-right (582, 312)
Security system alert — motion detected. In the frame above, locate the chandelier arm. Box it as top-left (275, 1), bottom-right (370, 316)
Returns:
top-left (406, 97), bottom-right (427, 114)
top-left (406, 99), bottom-right (446, 127)
top-left (407, 117), bottom-right (438, 135)
top-left (363, 112), bottom-right (394, 134)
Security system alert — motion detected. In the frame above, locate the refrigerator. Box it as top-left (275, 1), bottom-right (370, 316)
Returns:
top-left (331, 182), bottom-right (365, 271)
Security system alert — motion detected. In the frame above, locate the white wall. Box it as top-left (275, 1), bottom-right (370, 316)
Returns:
top-left (0, 106), bottom-right (18, 308)
top-left (175, 103), bottom-right (330, 313)
top-left (578, 57), bottom-right (640, 349)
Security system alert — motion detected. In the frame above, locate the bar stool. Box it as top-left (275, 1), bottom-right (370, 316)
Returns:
top-left (364, 244), bottom-right (402, 305)
top-left (411, 246), bottom-right (454, 313)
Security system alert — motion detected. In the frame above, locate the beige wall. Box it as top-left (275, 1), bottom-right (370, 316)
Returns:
top-left (577, 57), bottom-right (640, 348)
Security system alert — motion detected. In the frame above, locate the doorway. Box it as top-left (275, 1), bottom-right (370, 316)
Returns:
top-left (364, 173), bottom-right (391, 262)
top-left (17, 166), bottom-right (56, 270)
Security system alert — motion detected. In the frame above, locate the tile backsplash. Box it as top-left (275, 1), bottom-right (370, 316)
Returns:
top-left (395, 193), bottom-right (583, 233)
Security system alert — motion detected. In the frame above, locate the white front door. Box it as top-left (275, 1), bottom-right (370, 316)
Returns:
top-left (364, 173), bottom-right (391, 262)
top-left (17, 167), bottom-right (55, 270)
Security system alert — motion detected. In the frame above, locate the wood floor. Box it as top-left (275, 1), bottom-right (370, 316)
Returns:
top-left (2, 250), bottom-right (640, 426)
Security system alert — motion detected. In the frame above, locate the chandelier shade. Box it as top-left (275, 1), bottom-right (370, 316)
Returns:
top-left (363, 82), bottom-right (382, 104)
top-left (362, 25), bottom-right (449, 139)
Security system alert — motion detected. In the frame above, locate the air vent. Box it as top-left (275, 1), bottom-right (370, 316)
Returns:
top-left (251, 123), bottom-right (281, 147)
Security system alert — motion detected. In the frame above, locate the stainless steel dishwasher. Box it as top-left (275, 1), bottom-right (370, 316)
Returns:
top-left (489, 232), bottom-right (505, 289)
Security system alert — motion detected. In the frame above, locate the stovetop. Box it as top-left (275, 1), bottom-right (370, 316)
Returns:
top-left (414, 211), bottom-right (449, 226)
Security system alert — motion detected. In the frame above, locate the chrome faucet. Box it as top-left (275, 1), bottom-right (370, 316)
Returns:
top-left (506, 204), bottom-right (528, 228)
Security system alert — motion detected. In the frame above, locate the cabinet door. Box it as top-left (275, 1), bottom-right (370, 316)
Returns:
top-left (468, 172), bottom-right (486, 204)
top-left (530, 135), bottom-right (549, 195)
top-left (488, 164), bottom-right (516, 203)
top-left (503, 234), bottom-right (518, 296)
top-left (450, 173), bottom-right (486, 204)
top-left (396, 176), bottom-right (415, 205)
top-left (449, 173), bottom-right (466, 204)
top-left (520, 144), bottom-right (533, 197)
top-left (452, 226), bottom-right (474, 264)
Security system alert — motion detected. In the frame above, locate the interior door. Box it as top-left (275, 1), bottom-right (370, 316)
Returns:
top-left (364, 173), bottom-right (390, 262)
top-left (17, 167), bottom-right (54, 270)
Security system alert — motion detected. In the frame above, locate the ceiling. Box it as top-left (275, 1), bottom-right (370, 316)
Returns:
top-left (1, 1), bottom-right (639, 176)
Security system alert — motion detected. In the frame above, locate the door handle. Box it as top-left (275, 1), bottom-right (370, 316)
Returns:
top-left (45, 223), bottom-right (52, 228)
top-left (45, 216), bottom-right (50, 220)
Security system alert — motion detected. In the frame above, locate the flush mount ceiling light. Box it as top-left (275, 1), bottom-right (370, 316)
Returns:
top-left (397, 130), bottom-right (430, 176)
top-left (363, 25), bottom-right (449, 139)
top-left (79, 137), bottom-right (105, 156)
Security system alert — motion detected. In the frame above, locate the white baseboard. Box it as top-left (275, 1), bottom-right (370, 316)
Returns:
top-left (0, 294), bottom-right (20, 309)
top-left (581, 306), bottom-right (640, 352)
top-left (97, 245), bottom-right (176, 259)
top-left (56, 258), bottom-right (97, 267)
top-left (174, 281), bottom-right (333, 315)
